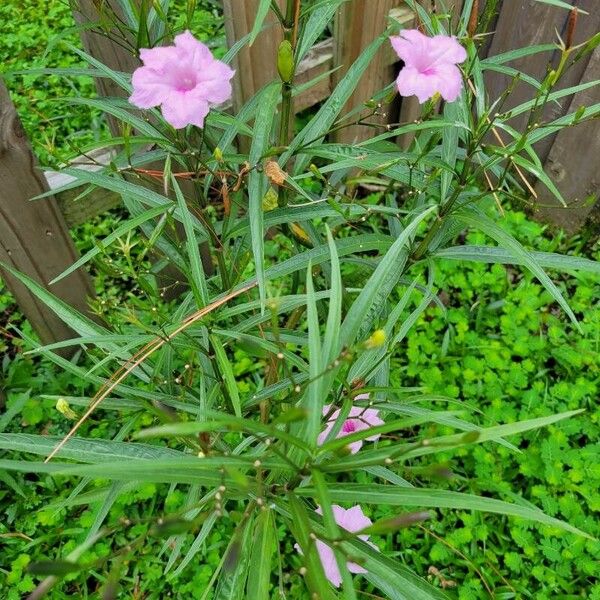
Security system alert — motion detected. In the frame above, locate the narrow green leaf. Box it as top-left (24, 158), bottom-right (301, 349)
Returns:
top-left (482, 44), bottom-right (556, 66)
top-left (533, 0), bottom-right (588, 13)
top-left (210, 334), bottom-right (242, 417)
top-left (440, 101), bottom-right (461, 202)
top-left (302, 262), bottom-right (323, 447)
top-left (0, 262), bottom-right (108, 339)
top-left (249, 0), bottom-right (273, 45)
top-left (214, 516), bottom-right (254, 600)
top-left (287, 494), bottom-right (337, 600)
top-left (248, 82), bottom-right (281, 306)
top-left (295, 0), bottom-right (346, 64)
top-left (136, 414), bottom-right (312, 453)
top-left (246, 509), bottom-right (276, 600)
top-left (170, 512), bottom-right (218, 578)
top-left (435, 245), bottom-right (600, 274)
top-left (282, 32), bottom-right (388, 174)
top-left (172, 174), bottom-right (209, 307)
top-left (454, 210), bottom-right (580, 329)
top-left (296, 485), bottom-right (590, 537)
top-left (340, 206), bottom-right (435, 348)
top-left (325, 409), bottom-right (584, 472)
top-left (321, 227), bottom-right (342, 366)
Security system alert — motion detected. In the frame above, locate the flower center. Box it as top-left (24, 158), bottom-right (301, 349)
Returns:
top-left (342, 420), bottom-right (356, 433)
top-left (177, 75), bottom-right (197, 92)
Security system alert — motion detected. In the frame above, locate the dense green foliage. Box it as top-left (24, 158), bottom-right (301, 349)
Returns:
top-left (2, 213), bottom-right (598, 599)
top-left (1, 0), bottom-right (103, 166)
top-left (1, 0), bottom-right (225, 166)
top-left (1, 1), bottom-right (599, 599)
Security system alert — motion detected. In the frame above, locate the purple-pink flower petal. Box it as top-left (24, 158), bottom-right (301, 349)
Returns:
top-left (161, 93), bottom-right (210, 129)
top-left (129, 30), bottom-right (234, 129)
top-left (390, 29), bottom-right (466, 104)
top-left (296, 505), bottom-right (374, 588)
top-left (390, 29), bottom-right (430, 67)
top-left (318, 397), bottom-right (383, 454)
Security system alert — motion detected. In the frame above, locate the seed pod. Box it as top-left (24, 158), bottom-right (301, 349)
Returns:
top-left (264, 160), bottom-right (287, 186)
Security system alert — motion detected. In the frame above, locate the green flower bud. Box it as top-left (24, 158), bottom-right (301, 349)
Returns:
top-left (56, 398), bottom-right (78, 420)
top-left (277, 40), bottom-right (294, 83)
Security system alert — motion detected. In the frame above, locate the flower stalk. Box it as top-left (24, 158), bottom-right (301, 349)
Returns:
top-left (277, 0), bottom-right (300, 207)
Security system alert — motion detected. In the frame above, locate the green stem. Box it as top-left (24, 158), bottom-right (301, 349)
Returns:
top-left (278, 84), bottom-right (293, 148)
top-left (277, 0), bottom-right (297, 208)
top-left (412, 153), bottom-right (472, 261)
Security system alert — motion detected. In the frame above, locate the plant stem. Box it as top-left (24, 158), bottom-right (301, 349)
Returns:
top-left (277, 0), bottom-right (298, 208)
top-left (412, 152), bottom-right (472, 261)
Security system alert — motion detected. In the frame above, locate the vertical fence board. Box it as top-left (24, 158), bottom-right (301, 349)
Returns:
top-left (0, 82), bottom-right (94, 348)
top-left (73, 0), bottom-right (140, 135)
top-left (223, 0), bottom-right (285, 113)
top-left (484, 0), bottom-right (599, 225)
top-left (535, 46), bottom-right (600, 232)
top-left (333, 0), bottom-right (403, 143)
top-left (484, 0), bottom-right (567, 165)
top-left (484, 0), bottom-right (597, 165)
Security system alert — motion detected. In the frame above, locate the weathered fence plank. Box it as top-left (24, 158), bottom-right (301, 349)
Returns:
top-left (484, 0), bottom-right (596, 164)
top-left (73, 0), bottom-right (140, 135)
top-left (484, 0), bottom-right (599, 225)
top-left (223, 0), bottom-right (285, 113)
top-left (535, 45), bottom-right (600, 232)
top-left (0, 82), bottom-right (94, 348)
top-left (333, 0), bottom-right (407, 143)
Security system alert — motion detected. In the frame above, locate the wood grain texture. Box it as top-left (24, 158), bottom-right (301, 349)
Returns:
top-left (294, 39), bottom-right (335, 113)
top-left (0, 82), bottom-right (94, 348)
top-left (46, 150), bottom-right (120, 227)
top-left (223, 0), bottom-right (286, 112)
top-left (73, 0), bottom-right (140, 135)
top-left (333, 0), bottom-right (404, 143)
top-left (484, 0), bottom-right (598, 164)
top-left (535, 46), bottom-right (600, 232)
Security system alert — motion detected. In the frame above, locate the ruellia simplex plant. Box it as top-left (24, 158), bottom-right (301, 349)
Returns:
top-left (1, 1), bottom-right (599, 598)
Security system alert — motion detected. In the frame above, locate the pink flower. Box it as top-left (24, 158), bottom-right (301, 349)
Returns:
top-left (390, 29), bottom-right (467, 103)
top-left (318, 395), bottom-right (384, 454)
top-left (296, 505), bottom-right (374, 588)
top-left (129, 31), bottom-right (234, 129)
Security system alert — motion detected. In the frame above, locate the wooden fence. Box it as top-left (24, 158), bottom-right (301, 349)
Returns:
top-left (1, 0), bottom-right (599, 347)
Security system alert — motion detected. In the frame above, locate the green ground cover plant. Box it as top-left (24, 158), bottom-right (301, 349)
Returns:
top-left (2, 213), bottom-right (598, 599)
top-left (0, 1), bottom-right (599, 599)
top-left (1, 0), bottom-right (224, 166)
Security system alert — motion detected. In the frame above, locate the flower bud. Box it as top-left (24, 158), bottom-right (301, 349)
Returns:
top-left (277, 40), bottom-right (295, 83)
top-left (573, 105), bottom-right (586, 124)
top-left (547, 69), bottom-right (558, 87)
top-left (290, 223), bottom-right (312, 247)
top-left (262, 188), bottom-right (279, 212)
top-left (365, 329), bottom-right (386, 349)
top-left (56, 398), bottom-right (78, 420)
top-left (213, 146), bottom-right (223, 162)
